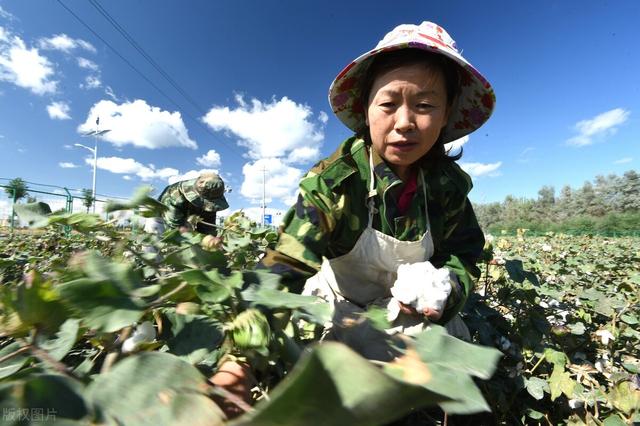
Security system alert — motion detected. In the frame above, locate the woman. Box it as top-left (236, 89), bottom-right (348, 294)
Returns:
top-left (214, 21), bottom-right (495, 415)
top-left (261, 21), bottom-right (495, 359)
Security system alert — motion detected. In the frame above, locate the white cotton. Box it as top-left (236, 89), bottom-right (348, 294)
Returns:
top-left (595, 329), bottom-right (615, 345)
top-left (388, 261), bottom-right (452, 318)
top-left (121, 321), bottom-right (156, 353)
top-left (568, 399), bottom-right (584, 409)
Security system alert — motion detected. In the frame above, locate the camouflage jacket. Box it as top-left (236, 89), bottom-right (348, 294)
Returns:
top-left (260, 137), bottom-right (485, 323)
top-left (158, 182), bottom-right (217, 235)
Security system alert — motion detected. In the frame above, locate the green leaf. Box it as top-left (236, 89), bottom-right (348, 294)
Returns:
top-left (0, 342), bottom-right (30, 379)
top-left (242, 284), bottom-right (331, 325)
top-left (39, 319), bottom-right (81, 361)
top-left (620, 313), bottom-right (639, 325)
top-left (567, 322), bottom-right (586, 335)
top-left (362, 305), bottom-right (391, 332)
top-left (0, 374), bottom-right (89, 421)
top-left (164, 313), bottom-right (224, 364)
top-left (13, 202), bottom-right (51, 226)
top-left (548, 364), bottom-right (575, 401)
top-left (178, 270), bottom-right (231, 303)
top-left (526, 408), bottom-right (545, 420)
top-left (231, 341), bottom-right (450, 426)
top-left (57, 278), bottom-right (145, 332)
top-left (15, 273), bottom-right (69, 334)
top-left (87, 352), bottom-right (225, 425)
top-left (401, 326), bottom-right (501, 414)
top-left (608, 381), bottom-right (640, 415)
top-left (544, 348), bottom-right (568, 367)
top-left (602, 414), bottom-right (627, 426)
top-left (524, 377), bottom-right (549, 400)
top-left (104, 186), bottom-right (167, 217)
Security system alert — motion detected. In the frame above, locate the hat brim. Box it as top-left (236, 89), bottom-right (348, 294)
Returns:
top-left (329, 41), bottom-right (495, 144)
top-left (179, 180), bottom-right (229, 212)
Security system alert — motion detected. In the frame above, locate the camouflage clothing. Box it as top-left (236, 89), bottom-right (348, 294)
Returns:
top-left (158, 175), bottom-right (228, 235)
top-left (260, 136), bottom-right (485, 324)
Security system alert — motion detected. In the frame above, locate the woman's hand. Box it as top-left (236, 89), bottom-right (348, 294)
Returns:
top-left (398, 301), bottom-right (443, 321)
top-left (209, 360), bottom-right (253, 419)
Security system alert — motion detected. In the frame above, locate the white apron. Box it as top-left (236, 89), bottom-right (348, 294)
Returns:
top-left (303, 152), bottom-right (469, 360)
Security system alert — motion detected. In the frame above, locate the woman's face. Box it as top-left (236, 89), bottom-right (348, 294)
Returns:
top-left (366, 63), bottom-right (449, 181)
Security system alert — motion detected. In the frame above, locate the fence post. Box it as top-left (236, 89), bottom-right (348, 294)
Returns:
top-left (63, 187), bottom-right (73, 236)
top-left (9, 188), bottom-right (16, 234)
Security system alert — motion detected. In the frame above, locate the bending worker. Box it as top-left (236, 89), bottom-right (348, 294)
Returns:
top-left (157, 172), bottom-right (229, 235)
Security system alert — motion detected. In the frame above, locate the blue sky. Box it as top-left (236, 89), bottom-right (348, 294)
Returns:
top-left (1, 0), bottom-right (639, 224)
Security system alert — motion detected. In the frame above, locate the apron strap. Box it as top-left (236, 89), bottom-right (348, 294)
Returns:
top-left (367, 150), bottom-right (376, 228)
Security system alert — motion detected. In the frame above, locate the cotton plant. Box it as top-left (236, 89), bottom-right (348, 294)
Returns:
top-left (386, 261), bottom-right (452, 322)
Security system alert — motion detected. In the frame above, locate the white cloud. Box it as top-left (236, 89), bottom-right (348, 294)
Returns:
top-left (614, 157), bottom-right (632, 164)
top-left (567, 108), bottom-right (630, 147)
top-left (167, 168), bottom-right (220, 185)
top-left (0, 6), bottom-right (16, 21)
top-left (88, 156), bottom-right (180, 181)
top-left (0, 27), bottom-right (57, 94)
top-left (77, 57), bottom-right (98, 70)
top-left (202, 95), bottom-right (325, 162)
top-left (318, 111), bottom-right (329, 124)
top-left (287, 146), bottom-right (321, 164)
top-left (80, 75), bottom-right (101, 89)
top-left (444, 135), bottom-right (469, 154)
top-left (47, 101), bottom-right (71, 120)
top-left (459, 161), bottom-right (502, 178)
top-left (196, 149), bottom-right (222, 168)
top-left (241, 158), bottom-right (303, 206)
top-left (38, 34), bottom-right (96, 53)
top-left (104, 86), bottom-right (118, 101)
top-left (59, 161), bottom-right (78, 168)
top-left (78, 99), bottom-right (197, 149)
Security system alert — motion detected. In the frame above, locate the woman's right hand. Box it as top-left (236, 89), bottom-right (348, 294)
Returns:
top-left (398, 301), bottom-right (443, 321)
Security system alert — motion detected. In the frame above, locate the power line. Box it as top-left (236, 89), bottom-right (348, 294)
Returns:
top-left (55, 0), bottom-right (241, 156)
top-left (88, 0), bottom-right (206, 115)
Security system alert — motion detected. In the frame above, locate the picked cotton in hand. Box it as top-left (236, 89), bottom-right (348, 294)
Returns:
top-left (387, 261), bottom-right (452, 320)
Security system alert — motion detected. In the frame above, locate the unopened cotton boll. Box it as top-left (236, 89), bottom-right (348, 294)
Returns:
top-left (121, 321), bottom-right (156, 353)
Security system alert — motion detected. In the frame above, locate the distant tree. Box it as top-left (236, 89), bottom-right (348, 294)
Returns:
top-left (26, 195), bottom-right (37, 203)
top-left (3, 178), bottom-right (28, 202)
top-left (81, 188), bottom-right (95, 213)
top-left (620, 170), bottom-right (640, 212)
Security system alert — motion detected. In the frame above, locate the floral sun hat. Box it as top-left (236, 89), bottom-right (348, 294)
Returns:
top-left (328, 21), bottom-right (495, 144)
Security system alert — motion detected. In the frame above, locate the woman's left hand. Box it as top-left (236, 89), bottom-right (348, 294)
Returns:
top-left (398, 302), bottom-right (443, 321)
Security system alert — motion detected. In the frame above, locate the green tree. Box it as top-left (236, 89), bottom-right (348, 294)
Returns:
top-left (3, 177), bottom-right (29, 202)
top-left (81, 188), bottom-right (95, 213)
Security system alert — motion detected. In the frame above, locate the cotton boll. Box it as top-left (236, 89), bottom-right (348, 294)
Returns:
top-left (568, 399), bottom-right (584, 409)
top-left (386, 298), bottom-right (401, 321)
top-left (389, 262), bottom-right (452, 314)
top-left (121, 321), bottom-right (156, 353)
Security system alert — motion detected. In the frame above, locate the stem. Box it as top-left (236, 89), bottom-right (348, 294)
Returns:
top-left (148, 282), bottom-right (188, 308)
top-left (528, 353), bottom-right (546, 375)
top-left (0, 345), bottom-right (31, 364)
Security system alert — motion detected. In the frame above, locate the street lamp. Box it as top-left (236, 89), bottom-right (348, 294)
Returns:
top-left (77, 118), bottom-right (110, 213)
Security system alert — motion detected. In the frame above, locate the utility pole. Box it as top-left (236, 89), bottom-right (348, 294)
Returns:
top-left (78, 116), bottom-right (111, 213)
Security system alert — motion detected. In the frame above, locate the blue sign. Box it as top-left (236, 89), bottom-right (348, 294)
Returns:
top-left (264, 214), bottom-right (272, 224)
